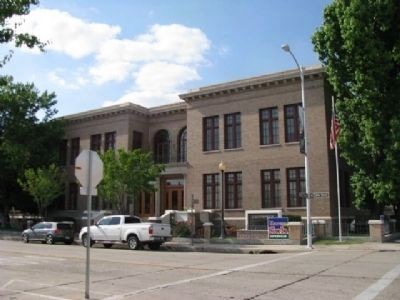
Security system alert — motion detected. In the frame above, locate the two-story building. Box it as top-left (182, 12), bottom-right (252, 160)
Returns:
top-left (55, 65), bottom-right (353, 235)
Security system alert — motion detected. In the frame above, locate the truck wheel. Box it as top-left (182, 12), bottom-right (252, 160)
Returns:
top-left (82, 234), bottom-right (94, 248)
top-left (127, 235), bottom-right (140, 250)
top-left (148, 242), bottom-right (161, 250)
top-left (103, 243), bottom-right (113, 248)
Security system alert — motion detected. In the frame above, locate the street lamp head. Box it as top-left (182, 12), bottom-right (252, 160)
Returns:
top-left (281, 44), bottom-right (290, 52)
top-left (218, 161), bottom-right (226, 172)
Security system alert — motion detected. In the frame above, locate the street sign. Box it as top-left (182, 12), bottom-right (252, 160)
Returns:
top-left (75, 150), bottom-right (104, 299)
top-left (299, 192), bottom-right (329, 199)
top-left (75, 150), bottom-right (103, 195)
top-left (313, 192), bottom-right (329, 198)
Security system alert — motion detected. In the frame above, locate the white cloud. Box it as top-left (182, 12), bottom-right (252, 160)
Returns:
top-left (103, 90), bottom-right (181, 108)
top-left (134, 62), bottom-right (200, 91)
top-left (90, 23), bottom-right (210, 84)
top-left (103, 62), bottom-right (199, 107)
top-left (9, 9), bottom-right (212, 108)
top-left (10, 9), bottom-right (120, 58)
top-left (48, 69), bottom-right (88, 90)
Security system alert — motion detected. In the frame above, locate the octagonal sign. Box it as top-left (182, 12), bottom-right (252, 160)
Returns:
top-left (75, 150), bottom-right (103, 195)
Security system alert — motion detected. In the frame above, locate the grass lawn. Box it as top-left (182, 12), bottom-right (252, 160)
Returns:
top-left (314, 236), bottom-right (369, 245)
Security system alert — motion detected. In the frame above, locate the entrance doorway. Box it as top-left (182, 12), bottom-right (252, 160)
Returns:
top-left (162, 177), bottom-right (184, 213)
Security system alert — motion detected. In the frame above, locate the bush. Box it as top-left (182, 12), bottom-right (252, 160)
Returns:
top-left (172, 221), bottom-right (191, 237)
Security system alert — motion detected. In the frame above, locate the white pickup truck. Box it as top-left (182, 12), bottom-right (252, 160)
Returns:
top-left (79, 215), bottom-right (171, 250)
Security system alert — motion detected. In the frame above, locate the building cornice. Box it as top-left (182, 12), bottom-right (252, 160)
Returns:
top-left (179, 65), bottom-right (324, 103)
top-left (148, 102), bottom-right (187, 118)
top-left (61, 101), bottom-right (187, 124)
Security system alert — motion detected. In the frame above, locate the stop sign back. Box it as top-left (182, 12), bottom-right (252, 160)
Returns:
top-left (75, 150), bottom-right (103, 195)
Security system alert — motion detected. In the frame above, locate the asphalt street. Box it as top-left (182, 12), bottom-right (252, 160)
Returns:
top-left (0, 240), bottom-right (399, 299)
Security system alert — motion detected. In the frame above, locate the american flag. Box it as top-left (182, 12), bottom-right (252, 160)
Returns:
top-left (329, 109), bottom-right (340, 150)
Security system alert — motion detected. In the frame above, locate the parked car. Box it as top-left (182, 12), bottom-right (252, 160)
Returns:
top-left (79, 215), bottom-right (172, 250)
top-left (22, 221), bottom-right (74, 245)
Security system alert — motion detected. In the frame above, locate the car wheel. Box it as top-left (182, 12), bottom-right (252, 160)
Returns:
top-left (127, 235), bottom-right (140, 250)
top-left (46, 235), bottom-right (55, 245)
top-left (82, 234), bottom-right (93, 248)
top-left (148, 242), bottom-right (162, 250)
top-left (103, 243), bottom-right (113, 248)
top-left (22, 234), bottom-right (29, 243)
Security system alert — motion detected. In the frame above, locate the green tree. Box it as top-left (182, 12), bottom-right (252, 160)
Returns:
top-left (312, 0), bottom-right (400, 215)
top-left (18, 164), bottom-right (65, 219)
top-left (0, 0), bottom-right (45, 67)
top-left (98, 149), bottom-right (164, 213)
top-left (0, 76), bottom-right (64, 226)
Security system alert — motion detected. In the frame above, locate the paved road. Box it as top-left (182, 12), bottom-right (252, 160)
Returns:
top-left (0, 240), bottom-right (399, 300)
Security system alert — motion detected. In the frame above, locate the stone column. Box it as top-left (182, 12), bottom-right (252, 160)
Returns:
top-left (312, 220), bottom-right (326, 239)
top-left (203, 222), bottom-right (214, 240)
top-left (288, 222), bottom-right (304, 244)
top-left (368, 220), bottom-right (384, 242)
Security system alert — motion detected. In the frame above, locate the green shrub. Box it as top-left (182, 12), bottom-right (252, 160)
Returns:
top-left (172, 221), bottom-right (191, 237)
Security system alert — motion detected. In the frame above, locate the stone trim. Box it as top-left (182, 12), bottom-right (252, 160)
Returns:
top-left (180, 65), bottom-right (324, 102)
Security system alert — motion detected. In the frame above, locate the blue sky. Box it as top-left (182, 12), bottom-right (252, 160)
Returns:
top-left (2, 0), bottom-right (331, 117)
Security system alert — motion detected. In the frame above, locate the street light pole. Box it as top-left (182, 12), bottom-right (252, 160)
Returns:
top-left (219, 161), bottom-right (226, 239)
top-left (281, 44), bottom-right (313, 249)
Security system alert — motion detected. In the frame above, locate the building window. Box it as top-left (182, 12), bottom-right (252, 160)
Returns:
top-left (203, 173), bottom-right (219, 209)
top-left (90, 134), bottom-right (102, 152)
top-left (69, 182), bottom-right (78, 210)
top-left (104, 131), bottom-right (116, 151)
top-left (70, 137), bottom-right (80, 165)
top-left (178, 127), bottom-right (187, 162)
top-left (224, 112), bottom-right (241, 149)
top-left (59, 139), bottom-right (67, 166)
top-left (132, 131), bottom-right (143, 150)
top-left (287, 167), bottom-right (305, 207)
top-left (203, 116), bottom-right (219, 151)
top-left (261, 169), bottom-right (281, 208)
top-left (284, 103), bottom-right (302, 142)
top-left (260, 107), bottom-right (279, 145)
top-left (225, 172), bottom-right (242, 209)
top-left (154, 130), bottom-right (170, 163)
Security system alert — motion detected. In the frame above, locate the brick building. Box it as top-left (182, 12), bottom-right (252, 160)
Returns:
top-left (56, 65), bottom-right (352, 235)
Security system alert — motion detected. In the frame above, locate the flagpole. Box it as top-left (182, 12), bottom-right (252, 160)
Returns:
top-left (332, 96), bottom-right (343, 242)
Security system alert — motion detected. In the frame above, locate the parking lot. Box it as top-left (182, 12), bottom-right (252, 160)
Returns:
top-left (0, 240), bottom-right (399, 299)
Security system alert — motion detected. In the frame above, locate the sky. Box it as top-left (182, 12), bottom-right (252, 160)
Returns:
top-left (2, 0), bottom-right (332, 117)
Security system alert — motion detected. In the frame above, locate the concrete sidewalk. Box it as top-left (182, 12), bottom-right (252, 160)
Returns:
top-left (1, 230), bottom-right (399, 254)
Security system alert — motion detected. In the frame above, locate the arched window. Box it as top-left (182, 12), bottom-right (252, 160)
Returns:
top-left (178, 127), bottom-right (187, 162)
top-left (154, 130), bottom-right (170, 163)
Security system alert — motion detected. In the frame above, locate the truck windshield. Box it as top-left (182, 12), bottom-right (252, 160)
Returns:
top-left (125, 217), bottom-right (141, 224)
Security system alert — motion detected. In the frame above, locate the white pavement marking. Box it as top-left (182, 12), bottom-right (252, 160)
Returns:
top-left (0, 279), bottom-right (112, 298)
top-left (4, 288), bottom-right (72, 300)
top-left (105, 252), bottom-right (311, 300)
top-left (0, 279), bottom-right (15, 290)
top-left (353, 263), bottom-right (400, 300)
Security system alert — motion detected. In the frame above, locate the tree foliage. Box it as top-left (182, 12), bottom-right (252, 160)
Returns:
top-left (98, 149), bottom-right (164, 213)
top-left (18, 164), bottom-right (65, 218)
top-left (312, 0), bottom-right (400, 212)
top-left (0, 76), bottom-right (64, 223)
top-left (0, 0), bottom-right (45, 67)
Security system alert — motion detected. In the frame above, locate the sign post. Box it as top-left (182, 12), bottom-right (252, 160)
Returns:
top-left (75, 150), bottom-right (103, 300)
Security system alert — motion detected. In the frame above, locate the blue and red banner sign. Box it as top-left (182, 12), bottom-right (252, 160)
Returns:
top-left (268, 217), bottom-right (289, 239)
